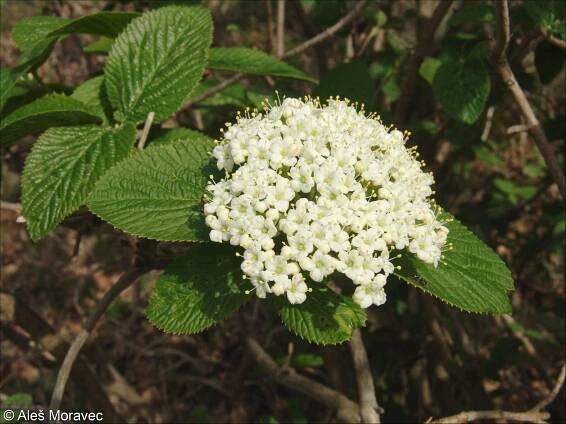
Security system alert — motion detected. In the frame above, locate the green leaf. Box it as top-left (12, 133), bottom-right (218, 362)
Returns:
top-left (474, 145), bottom-right (503, 166)
top-left (0, 80), bottom-right (54, 117)
top-left (493, 178), bottom-right (537, 205)
top-left (275, 353), bottom-right (324, 368)
top-left (146, 244), bottom-right (248, 334)
top-left (71, 76), bottom-right (113, 123)
top-left (1, 393), bottom-right (32, 406)
top-left (0, 38), bottom-right (57, 112)
top-left (432, 58), bottom-right (490, 124)
top-left (105, 6), bottom-right (213, 124)
top-left (87, 134), bottom-right (215, 241)
top-left (0, 94), bottom-right (102, 145)
top-left (275, 284), bottom-right (366, 345)
top-left (7, 11), bottom-right (137, 110)
top-left (22, 124), bottom-right (136, 240)
top-left (148, 127), bottom-right (212, 147)
top-left (83, 37), bottom-right (113, 54)
top-left (8, 12), bottom-right (137, 105)
top-left (12, 12), bottom-right (138, 53)
top-left (1, 393), bottom-right (33, 424)
top-left (419, 57), bottom-right (441, 84)
top-left (448, 4), bottom-right (495, 27)
top-left (382, 77), bottom-right (400, 102)
top-left (441, 33), bottom-right (488, 60)
top-left (292, 353), bottom-right (324, 368)
top-left (190, 80), bottom-right (252, 108)
top-left (47, 12), bottom-right (139, 38)
top-left (1, 67), bottom-right (26, 112)
top-left (12, 16), bottom-right (68, 53)
top-left (314, 61), bottom-right (375, 108)
top-left (411, 119), bottom-right (438, 135)
top-left (208, 47), bottom-right (317, 83)
top-left (386, 31), bottom-right (408, 54)
top-left (525, 0), bottom-right (565, 36)
top-left (369, 52), bottom-right (396, 80)
top-left (535, 41), bottom-right (565, 84)
top-left (395, 211), bottom-right (514, 314)
top-left (189, 79), bottom-right (273, 108)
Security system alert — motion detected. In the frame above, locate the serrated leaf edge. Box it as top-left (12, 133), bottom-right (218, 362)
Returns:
top-left (21, 123), bottom-right (134, 241)
top-left (86, 140), bottom-right (213, 242)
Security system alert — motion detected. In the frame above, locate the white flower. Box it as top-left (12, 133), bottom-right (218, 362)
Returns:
top-left (353, 279), bottom-right (387, 308)
top-left (213, 144), bottom-right (234, 172)
top-left (328, 225), bottom-right (350, 253)
top-left (300, 250), bottom-right (336, 282)
top-left (290, 164), bottom-right (315, 193)
top-left (310, 222), bottom-right (331, 253)
top-left (282, 231), bottom-right (314, 260)
top-left (266, 180), bottom-right (295, 212)
top-left (205, 97), bottom-right (448, 308)
top-left (287, 274), bottom-right (308, 304)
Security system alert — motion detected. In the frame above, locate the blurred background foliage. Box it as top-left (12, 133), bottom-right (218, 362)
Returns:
top-left (0, 0), bottom-right (564, 423)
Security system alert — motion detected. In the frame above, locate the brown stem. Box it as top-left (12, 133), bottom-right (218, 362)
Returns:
top-left (490, 0), bottom-right (510, 65)
top-left (349, 329), bottom-right (381, 423)
top-left (0, 201), bottom-right (22, 213)
top-left (433, 409), bottom-right (550, 423)
top-left (283, 0), bottom-right (367, 58)
top-left (49, 268), bottom-right (146, 411)
top-left (264, 0), bottom-right (274, 53)
top-left (276, 0), bottom-right (286, 57)
top-left (184, 0), bottom-right (367, 108)
top-left (137, 111), bottom-right (155, 150)
top-left (246, 337), bottom-right (361, 423)
top-left (394, 0), bottom-right (453, 126)
top-left (499, 314), bottom-right (537, 357)
top-left (183, 73), bottom-right (245, 109)
top-left (542, 29), bottom-right (566, 50)
top-left (531, 362), bottom-right (566, 411)
top-left (433, 361), bottom-right (566, 423)
top-left (290, 0), bottom-right (329, 74)
top-left (491, 0), bottom-right (566, 199)
top-left (2, 293), bottom-right (121, 421)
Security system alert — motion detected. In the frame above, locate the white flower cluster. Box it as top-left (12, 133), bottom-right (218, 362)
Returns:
top-left (205, 97), bottom-right (448, 308)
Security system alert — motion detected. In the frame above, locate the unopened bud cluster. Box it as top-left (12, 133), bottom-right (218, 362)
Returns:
top-left (205, 97), bottom-right (448, 308)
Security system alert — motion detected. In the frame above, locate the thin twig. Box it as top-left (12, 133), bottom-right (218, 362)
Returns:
top-left (509, 30), bottom-right (543, 64)
top-left (499, 314), bottom-right (537, 356)
top-left (433, 361), bottom-right (566, 423)
top-left (283, 0), bottom-right (367, 58)
top-left (490, 0), bottom-right (510, 66)
top-left (542, 29), bottom-right (566, 50)
top-left (2, 295), bottom-right (122, 420)
top-left (290, 0), bottom-right (329, 73)
top-left (491, 0), bottom-right (566, 199)
top-left (394, 0), bottom-right (453, 125)
top-left (276, 0), bottom-right (285, 57)
top-left (246, 337), bottom-right (361, 423)
top-left (481, 106), bottom-right (496, 141)
top-left (531, 362), bottom-right (566, 411)
top-left (345, 31), bottom-right (355, 61)
top-left (433, 409), bottom-right (549, 423)
top-left (184, 74), bottom-right (245, 109)
top-left (0, 201), bottom-right (22, 213)
top-left (357, 27), bottom-right (379, 58)
top-left (137, 111), bottom-right (155, 150)
top-left (184, 0), bottom-right (367, 109)
top-left (349, 329), bottom-right (381, 423)
top-left (264, 0), bottom-right (274, 53)
top-left (507, 124), bottom-right (529, 134)
top-left (49, 268), bottom-right (146, 412)
top-left (71, 226), bottom-right (84, 258)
